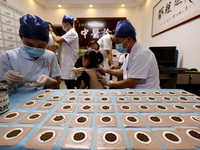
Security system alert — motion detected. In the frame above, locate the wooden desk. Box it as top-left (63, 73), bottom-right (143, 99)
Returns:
top-left (159, 69), bottom-right (200, 96)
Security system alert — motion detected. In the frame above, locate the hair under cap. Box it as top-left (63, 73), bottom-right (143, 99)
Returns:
top-left (115, 20), bottom-right (136, 38)
top-left (19, 14), bottom-right (49, 42)
top-left (62, 14), bottom-right (74, 25)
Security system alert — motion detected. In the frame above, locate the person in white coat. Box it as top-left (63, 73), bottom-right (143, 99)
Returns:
top-left (97, 21), bottom-right (160, 89)
top-left (51, 14), bottom-right (79, 89)
top-left (47, 22), bottom-right (59, 54)
top-left (0, 14), bottom-right (61, 90)
top-left (97, 33), bottom-right (115, 69)
top-left (118, 53), bottom-right (128, 68)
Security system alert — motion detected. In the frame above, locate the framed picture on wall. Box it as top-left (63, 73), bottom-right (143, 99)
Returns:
top-left (75, 17), bottom-right (126, 48)
top-left (152, 0), bottom-right (200, 37)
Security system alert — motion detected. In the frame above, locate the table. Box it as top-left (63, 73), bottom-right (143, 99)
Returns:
top-left (0, 89), bottom-right (200, 150)
top-left (159, 68), bottom-right (200, 95)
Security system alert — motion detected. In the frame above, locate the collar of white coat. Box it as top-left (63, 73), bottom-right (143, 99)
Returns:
top-left (125, 42), bottom-right (138, 71)
top-left (19, 46), bottom-right (46, 60)
top-left (129, 41), bottom-right (139, 58)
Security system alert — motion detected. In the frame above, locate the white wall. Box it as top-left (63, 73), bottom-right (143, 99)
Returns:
top-left (42, 7), bottom-right (143, 41)
top-left (6, 0), bottom-right (44, 17)
top-left (140, 0), bottom-right (200, 70)
top-left (6, 0), bottom-right (200, 70)
top-left (6, 0), bottom-right (143, 43)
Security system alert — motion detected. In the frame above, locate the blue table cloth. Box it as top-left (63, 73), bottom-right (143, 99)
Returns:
top-left (0, 89), bottom-right (199, 150)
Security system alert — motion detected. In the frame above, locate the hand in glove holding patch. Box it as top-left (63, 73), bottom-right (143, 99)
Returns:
top-left (4, 70), bottom-right (25, 85)
top-left (36, 74), bottom-right (53, 87)
top-left (96, 65), bottom-right (107, 73)
top-left (25, 74), bottom-right (53, 87)
top-left (97, 74), bottom-right (112, 87)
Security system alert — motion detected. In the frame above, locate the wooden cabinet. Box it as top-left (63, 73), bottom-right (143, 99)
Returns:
top-left (177, 73), bottom-right (200, 84)
top-left (0, 0), bottom-right (23, 55)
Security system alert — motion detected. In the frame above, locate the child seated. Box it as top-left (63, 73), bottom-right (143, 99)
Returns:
top-left (76, 51), bottom-right (105, 89)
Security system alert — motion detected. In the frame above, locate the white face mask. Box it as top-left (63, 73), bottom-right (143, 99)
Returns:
top-left (62, 25), bottom-right (66, 32)
top-left (115, 38), bottom-right (129, 53)
top-left (23, 44), bottom-right (45, 58)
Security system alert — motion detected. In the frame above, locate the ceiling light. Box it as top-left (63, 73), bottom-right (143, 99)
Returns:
top-left (121, 4), bottom-right (125, 7)
top-left (89, 4), bottom-right (93, 7)
top-left (58, 5), bottom-right (62, 7)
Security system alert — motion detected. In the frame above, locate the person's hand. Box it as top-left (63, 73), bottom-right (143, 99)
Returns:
top-left (97, 74), bottom-right (112, 87)
top-left (25, 74), bottom-right (52, 87)
top-left (4, 70), bottom-right (25, 85)
top-left (26, 74), bottom-right (53, 87)
top-left (75, 67), bottom-right (86, 74)
top-left (96, 65), bottom-right (107, 73)
top-left (36, 74), bottom-right (53, 87)
top-left (110, 64), bottom-right (116, 69)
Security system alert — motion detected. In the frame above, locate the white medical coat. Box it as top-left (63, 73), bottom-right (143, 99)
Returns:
top-left (121, 42), bottom-right (160, 89)
top-left (118, 53), bottom-right (128, 67)
top-left (0, 46), bottom-right (61, 90)
top-left (60, 28), bottom-right (78, 79)
top-left (48, 33), bottom-right (56, 46)
top-left (97, 34), bottom-right (112, 65)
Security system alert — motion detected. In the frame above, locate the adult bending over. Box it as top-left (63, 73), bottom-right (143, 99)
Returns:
top-left (97, 32), bottom-right (115, 69)
top-left (47, 22), bottom-right (59, 54)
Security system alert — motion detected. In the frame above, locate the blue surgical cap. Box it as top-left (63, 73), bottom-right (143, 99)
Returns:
top-left (115, 20), bottom-right (136, 38)
top-left (62, 14), bottom-right (74, 25)
top-left (19, 14), bottom-right (49, 42)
